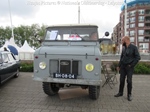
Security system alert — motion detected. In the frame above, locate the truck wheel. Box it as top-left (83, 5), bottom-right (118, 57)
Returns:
top-left (43, 82), bottom-right (59, 96)
top-left (89, 85), bottom-right (100, 100)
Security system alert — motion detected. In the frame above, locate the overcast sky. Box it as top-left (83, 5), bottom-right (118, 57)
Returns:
top-left (0, 0), bottom-right (124, 37)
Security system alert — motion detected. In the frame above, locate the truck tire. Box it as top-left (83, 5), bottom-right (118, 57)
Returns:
top-left (43, 82), bottom-right (59, 96)
top-left (89, 85), bottom-right (100, 100)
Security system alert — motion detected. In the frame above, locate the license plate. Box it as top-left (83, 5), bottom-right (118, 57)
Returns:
top-left (53, 73), bottom-right (77, 79)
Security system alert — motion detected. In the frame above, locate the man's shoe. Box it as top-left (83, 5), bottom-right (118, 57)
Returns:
top-left (128, 94), bottom-right (132, 101)
top-left (114, 93), bottom-right (123, 97)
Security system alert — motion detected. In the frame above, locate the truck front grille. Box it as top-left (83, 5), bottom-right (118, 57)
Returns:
top-left (60, 60), bottom-right (71, 73)
top-left (50, 60), bottom-right (79, 75)
top-left (72, 61), bottom-right (78, 74)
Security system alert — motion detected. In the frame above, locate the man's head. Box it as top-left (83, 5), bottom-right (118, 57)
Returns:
top-left (121, 36), bottom-right (130, 47)
top-left (90, 32), bottom-right (98, 40)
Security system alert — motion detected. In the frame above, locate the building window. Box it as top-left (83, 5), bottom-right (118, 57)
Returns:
top-left (130, 31), bottom-right (135, 36)
top-left (138, 16), bottom-right (144, 22)
top-left (138, 30), bottom-right (144, 35)
top-left (138, 9), bottom-right (144, 15)
top-left (130, 10), bottom-right (136, 16)
top-left (126, 25), bottom-right (129, 28)
top-left (138, 36), bottom-right (144, 42)
top-left (127, 13), bottom-right (130, 17)
top-left (138, 3), bottom-right (143, 6)
top-left (126, 19), bottom-right (129, 24)
top-left (130, 24), bottom-right (135, 28)
top-left (130, 17), bottom-right (136, 23)
top-left (138, 23), bottom-right (144, 27)
top-left (120, 33), bottom-right (122, 37)
top-left (144, 2), bottom-right (149, 5)
top-left (130, 37), bottom-right (135, 42)
top-left (126, 31), bottom-right (129, 36)
top-left (139, 43), bottom-right (149, 50)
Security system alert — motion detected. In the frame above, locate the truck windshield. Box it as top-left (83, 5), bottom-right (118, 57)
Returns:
top-left (44, 27), bottom-right (98, 41)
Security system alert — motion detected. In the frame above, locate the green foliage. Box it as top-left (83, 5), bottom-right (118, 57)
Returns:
top-left (110, 61), bottom-right (150, 74)
top-left (20, 62), bottom-right (33, 72)
top-left (0, 24), bottom-right (47, 49)
top-left (134, 62), bottom-right (150, 74)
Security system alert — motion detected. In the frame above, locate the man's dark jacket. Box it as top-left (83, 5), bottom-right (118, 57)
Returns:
top-left (119, 44), bottom-right (141, 67)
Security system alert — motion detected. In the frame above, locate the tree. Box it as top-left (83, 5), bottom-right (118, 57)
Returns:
top-left (0, 24), bottom-right (47, 49)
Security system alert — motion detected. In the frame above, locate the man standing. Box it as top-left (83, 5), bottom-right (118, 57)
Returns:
top-left (114, 36), bottom-right (141, 101)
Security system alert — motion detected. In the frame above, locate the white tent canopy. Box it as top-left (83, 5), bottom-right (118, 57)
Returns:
top-left (0, 38), bottom-right (35, 60)
top-left (9, 37), bottom-right (24, 52)
top-left (21, 40), bottom-right (35, 52)
top-left (19, 40), bottom-right (35, 60)
top-left (0, 40), bottom-right (10, 51)
top-left (0, 37), bottom-right (25, 52)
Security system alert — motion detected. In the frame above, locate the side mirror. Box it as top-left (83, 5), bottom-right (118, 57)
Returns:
top-left (105, 32), bottom-right (109, 37)
top-left (99, 31), bottom-right (110, 43)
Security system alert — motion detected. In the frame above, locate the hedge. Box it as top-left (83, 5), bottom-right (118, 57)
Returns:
top-left (134, 62), bottom-right (150, 74)
top-left (20, 62), bottom-right (33, 72)
top-left (110, 61), bottom-right (150, 74)
top-left (19, 61), bottom-right (150, 74)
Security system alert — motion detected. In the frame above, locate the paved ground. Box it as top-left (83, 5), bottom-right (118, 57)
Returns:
top-left (0, 72), bottom-right (150, 112)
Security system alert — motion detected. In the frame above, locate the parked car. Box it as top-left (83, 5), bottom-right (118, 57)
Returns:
top-left (0, 51), bottom-right (20, 84)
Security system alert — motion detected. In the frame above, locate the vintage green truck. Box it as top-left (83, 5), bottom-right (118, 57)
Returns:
top-left (33, 24), bottom-right (109, 100)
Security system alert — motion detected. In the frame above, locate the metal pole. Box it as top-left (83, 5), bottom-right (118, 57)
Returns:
top-left (124, 0), bottom-right (127, 36)
top-left (135, 27), bottom-right (138, 46)
top-left (78, 2), bottom-right (80, 24)
top-left (8, 0), bottom-right (14, 38)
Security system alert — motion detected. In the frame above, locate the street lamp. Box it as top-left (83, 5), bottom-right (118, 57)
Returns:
top-left (8, 0), bottom-right (14, 38)
top-left (124, 0), bottom-right (127, 36)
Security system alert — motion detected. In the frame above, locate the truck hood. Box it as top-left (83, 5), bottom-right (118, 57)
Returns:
top-left (39, 46), bottom-right (95, 55)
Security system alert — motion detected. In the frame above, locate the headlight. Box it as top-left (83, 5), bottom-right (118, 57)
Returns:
top-left (39, 62), bottom-right (46, 69)
top-left (85, 63), bottom-right (94, 72)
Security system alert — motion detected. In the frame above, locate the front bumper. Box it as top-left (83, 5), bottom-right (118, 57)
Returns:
top-left (33, 76), bottom-right (101, 86)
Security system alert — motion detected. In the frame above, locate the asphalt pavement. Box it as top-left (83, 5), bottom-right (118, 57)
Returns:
top-left (0, 72), bottom-right (150, 112)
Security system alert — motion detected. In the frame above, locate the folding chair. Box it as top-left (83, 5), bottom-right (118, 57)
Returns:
top-left (102, 63), bottom-right (118, 89)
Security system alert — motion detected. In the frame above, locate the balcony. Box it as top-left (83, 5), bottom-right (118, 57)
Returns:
top-left (144, 38), bottom-right (150, 42)
top-left (144, 31), bottom-right (150, 36)
top-left (145, 10), bottom-right (150, 15)
top-left (139, 19), bottom-right (144, 22)
top-left (138, 39), bottom-right (144, 42)
top-left (130, 13), bottom-right (136, 17)
top-left (145, 12), bottom-right (150, 15)
top-left (130, 20), bottom-right (136, 23)
top-left (145, 17), bottom-right (150, 23)
top-left (145, 20), bottom-right (150, 23)
top-left (130, 33), bottom-right (135, 36)
top-left (145, 23), bottom-right (150, 28)
top-left (144, 36), bottom-right (150, 40)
